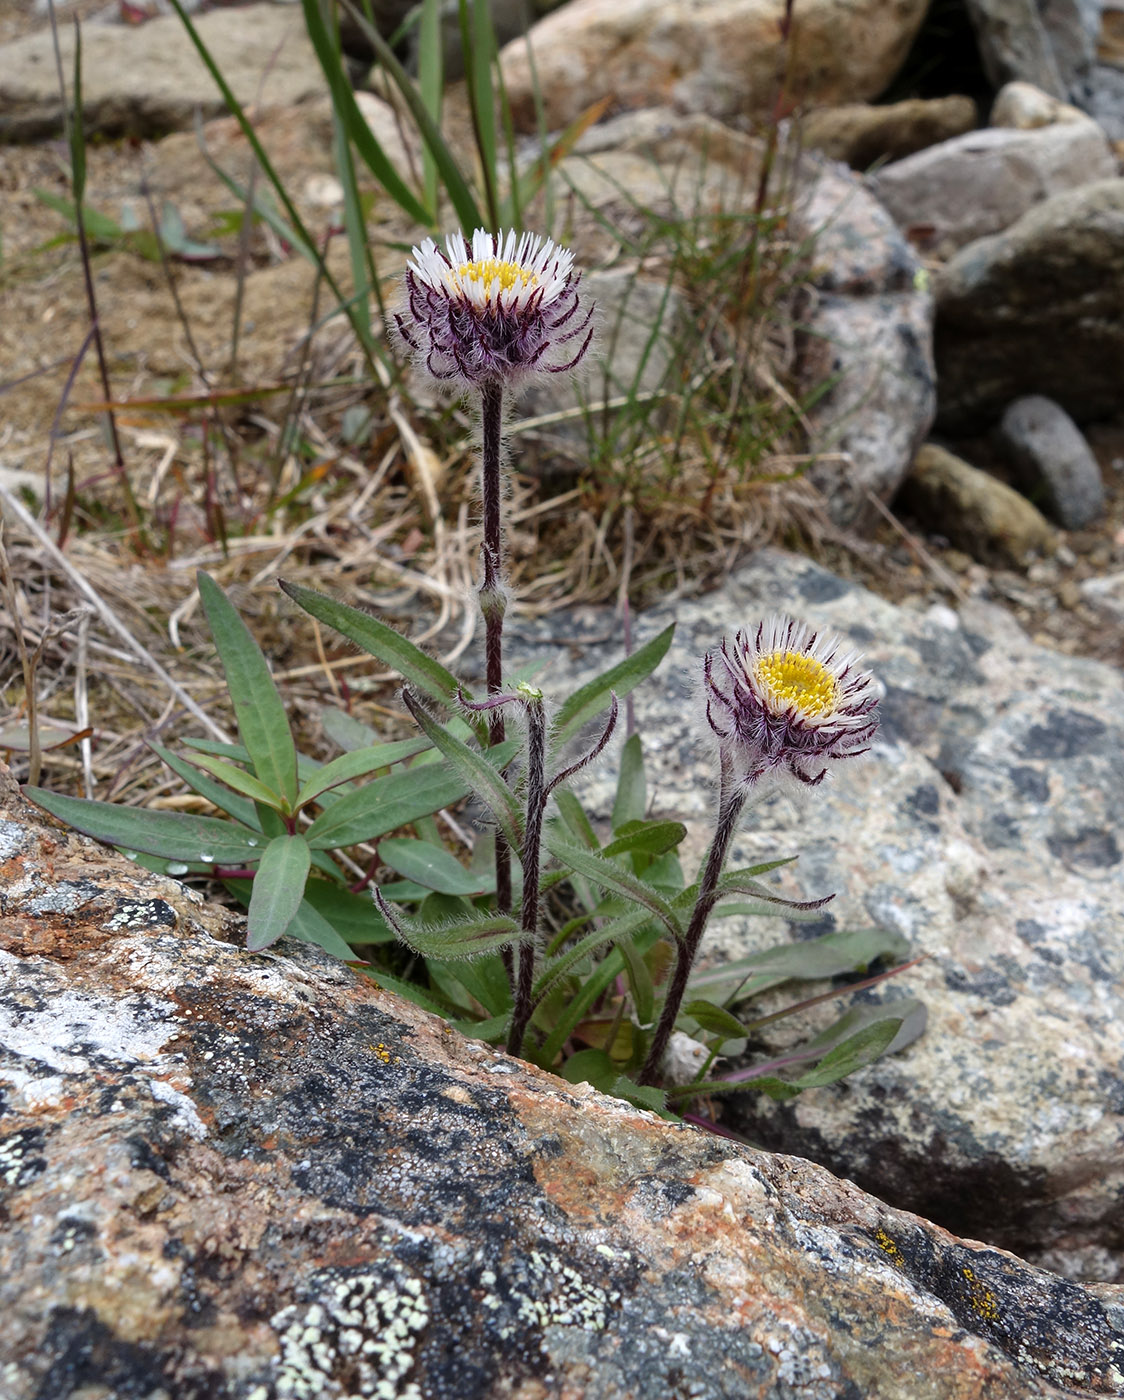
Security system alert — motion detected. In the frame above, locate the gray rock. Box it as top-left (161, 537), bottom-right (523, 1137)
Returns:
top-left (503, 549), bottom-right (1124, 1280)
top-left (1079, 568), bottom-right (1124, 621)
top-left (963, 0), bottom-right (1099, 101)
top-left (990, 78), bottom-right (1091, 127)
top-left (896, 441), bottom-right (1057, 564)
top-left (0, 4), bottom-right (326, 143)
top-left (997, 395), bottom-right (1106, 528)
top-left (935, 179), bottom-right (1124, 432)
top-left (4, 768), bottom-right (1121, 1399)
top-left (796, 165), bottom-right (936, 524)
top-left (868, 120), bottom-right (1116, 253)
top-left (550, 110), bottom-right (935, 525)
top-left (801, 96), bottom-right (978, 169)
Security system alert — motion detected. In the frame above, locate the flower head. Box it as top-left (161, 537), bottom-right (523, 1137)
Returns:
top-left (703, 616), bottom-right (879, 789)
top-left (395, 228), bottom-right (595, 389)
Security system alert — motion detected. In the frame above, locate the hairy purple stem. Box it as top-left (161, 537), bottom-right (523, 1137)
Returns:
top-left (639, 761), bottom-right (749, 1086)
top-left (477, 380), bottom-right (513, 928)
top-left (507, 691), bottom-right (547, 1057)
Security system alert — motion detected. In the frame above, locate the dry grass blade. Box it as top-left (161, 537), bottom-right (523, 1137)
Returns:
top-left (0, 489), bottom-right (231, 744)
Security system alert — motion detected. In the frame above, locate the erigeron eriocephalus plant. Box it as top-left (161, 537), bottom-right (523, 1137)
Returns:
top-left (27, 229), bottom-right (924, 1117)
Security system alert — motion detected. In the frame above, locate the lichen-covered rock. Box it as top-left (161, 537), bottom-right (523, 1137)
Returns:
top-left (1, 762), bottom-right (1122, 1399)
top-left (501, 548), bottom-right (1124, 1284)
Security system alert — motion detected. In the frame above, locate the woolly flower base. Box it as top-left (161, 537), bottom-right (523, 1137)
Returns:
top-left (703, 616), bottom-right (879, 789)
top-left (395, 229), bottom-right (595, 389)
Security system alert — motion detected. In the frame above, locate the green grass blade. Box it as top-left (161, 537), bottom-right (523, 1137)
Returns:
top-left (460, 0), bottom-right (498, 229)
top-left (338, 0), bottom-right (483, 231)
top-left (197, 572), bottom-right (298, 805)
top-left (246, 834), bottom-right (312, 951)
top-left (417, 0), bottom-right (443, 218)
top-left (301, 0), bottom-right (433, 227)
top-left (551, 623), bottom-right (674, 749)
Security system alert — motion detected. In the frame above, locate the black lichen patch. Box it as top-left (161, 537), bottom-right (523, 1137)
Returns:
top-left (31, 1306), bottom-right (230, 1400)
top-left (0, 1125), bottom-right (49, 1191)
top-left (106, 897), bottom-right (179, 932)
top-left (1009, 765), bottom-right (1050, 803)
top-left (1046, 827), bottom-right (1122, 870)
top-left (1018, 708), bottom-right (1109, 760)
top-left (943, 964), bottom-right (1018, 1007)
top-left (877, 684), bottom-right (944, 748)
top-left (796, 567), bottom-right (852, 603)
top-left (871, 1224), bottom-right (1124, 1393)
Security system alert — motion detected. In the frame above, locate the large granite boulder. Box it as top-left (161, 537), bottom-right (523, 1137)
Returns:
top-left (934, 179), bottom-right (1124, 432)
top-left (498, 0), bottom-right (931, 134)
top-left (0, 5), bottom-right (326, 143)
top-left (963, 0), bottom-right (1102, 102)
top-left (502, 549), bottom-right (1124, 1283)
top-left (2, 765), bottom-right (1123, 1399)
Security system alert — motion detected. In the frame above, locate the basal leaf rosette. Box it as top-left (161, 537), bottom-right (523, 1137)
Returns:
top-left (703, 616), bottom-right (879, 789)
top-left (395, 228), bottom-right (595, 388)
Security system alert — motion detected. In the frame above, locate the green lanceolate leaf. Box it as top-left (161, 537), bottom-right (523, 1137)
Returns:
top-left (688, 926), bottom-right (912, 1004)
top-left (617, 935), bottom-right (655, 1027)
top-left (285, 897), bottom-right (357, 961)
top-left (280, 581), bottom-right (465, 715)
top-left (295, 737), bottom-right (433, 808)
top-left (148, 741), bottom-right (259, 828)
top-left (403, 696), bottom-right (523, 850)
top-left (611, 733), bottom-right (646, 831)
top-left (301, 879), bottom-right (394, 946)
top-left (551, 623), bottom-right (674, 749)
top-left (320, 707), bottom-right (380, 752)
top-left (189, 753), bottom-right (284, 809)
top-left (560, 1048), bottom-right (617, 1090)
top-left (682, 999), bottom-right (749, 1042)
top-left (608, 1076), bottom-right (667, 1114)
top-left (544, 834), bottom-right (683, 943)
top-left (246, 834), bottom-right (311, 951)
top-left (387, 907), bottom-right (524, 960)
top-left (378, 837), bottom-right (496, 897)
top-left (532, 905), bottom-right (653, 1004)
top-left (602, 820), bottom-right (687, 860)
top-left (24, 788), bottom-right (264, 866)
top-left (551, 789), bottom-right (599, 849)
top-left (197, 572), bottom-right (298, 806)
top-left (303, 762), bottom-right (470, 850)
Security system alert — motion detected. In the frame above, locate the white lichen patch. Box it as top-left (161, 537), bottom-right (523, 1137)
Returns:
top-left (148, 1077), bottom-right (208, 1140)
top-left (0, 819), bottom-right (33, 861)
top-left (505, 1249), bottom-right (621, 1338)
top-left (0, 975), bottom-right (178, 1074)
top-left (272, 1265), bottom-right (428, 1400)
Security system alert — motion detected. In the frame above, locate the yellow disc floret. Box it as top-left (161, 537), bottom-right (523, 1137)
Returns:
top-left (452, 258), bottom-right (538, 299)
top-left (754, 648), bottom-right (838, 717)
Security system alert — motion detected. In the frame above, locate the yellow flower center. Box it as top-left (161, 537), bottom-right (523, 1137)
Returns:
top-left (755, 648), bottom-right (837, 717)
top-left (453, 258), bottom-right (538, 299)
